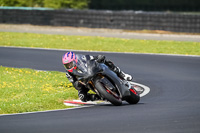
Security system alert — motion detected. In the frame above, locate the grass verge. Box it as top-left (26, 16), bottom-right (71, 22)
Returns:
top-left (0, 66), bottom-right (78, 114)
top-left (0, 32), bottom-right (200, 55)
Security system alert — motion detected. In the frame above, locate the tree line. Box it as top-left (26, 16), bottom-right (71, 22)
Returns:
top-left (1, 0), bottom-right (199, 11)
top-left (89, 0), bottom-right (200, 11)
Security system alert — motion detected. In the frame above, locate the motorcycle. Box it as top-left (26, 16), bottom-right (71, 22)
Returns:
top-left (73, 55), bottom-right (140, 106)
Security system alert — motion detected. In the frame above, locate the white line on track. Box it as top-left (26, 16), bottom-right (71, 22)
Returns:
top-left (0, 106), bottom-right (93, 117)
top-left (130, 82), bottom-right (150, 97)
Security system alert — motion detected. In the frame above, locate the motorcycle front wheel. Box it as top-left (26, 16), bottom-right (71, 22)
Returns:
top-left (95, 79), bottom-right (122, 106)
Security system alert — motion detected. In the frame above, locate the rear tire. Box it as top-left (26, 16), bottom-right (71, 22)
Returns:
top-left (95, 79), bottom-right (122, 106)
top-left (126, 88), bottom-right (140, 104)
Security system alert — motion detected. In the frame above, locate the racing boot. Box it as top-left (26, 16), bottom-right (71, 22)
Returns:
top-left (78, 91), bottom-right (88, 102)
top-left (87, 94), bottom-right (101, 101)
top-left (114, 67), bottom-right (133, 81)
top-left (79, 92), bottom-right (101, 102)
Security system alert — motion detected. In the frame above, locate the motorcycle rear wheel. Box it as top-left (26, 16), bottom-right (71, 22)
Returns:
top-left (126, 88), bottom-right (140, 104)
top-left (95, 79), bottom-right (122, 106)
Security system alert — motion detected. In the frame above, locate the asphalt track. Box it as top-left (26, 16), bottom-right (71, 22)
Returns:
top-left (0, 47), bottom-right (200, 133)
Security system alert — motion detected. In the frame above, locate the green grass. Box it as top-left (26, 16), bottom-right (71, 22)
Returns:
top-left (0, 32), bottom-right (200, 55)
top-left (0, 66), bottom-right (78, 114)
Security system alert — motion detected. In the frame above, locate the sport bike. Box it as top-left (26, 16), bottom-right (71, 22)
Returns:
top-left (74, 55), bottom-right (140, 106)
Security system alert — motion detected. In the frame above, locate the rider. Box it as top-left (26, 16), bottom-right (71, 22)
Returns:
top-left (62, 51), bottom-right (133, 102)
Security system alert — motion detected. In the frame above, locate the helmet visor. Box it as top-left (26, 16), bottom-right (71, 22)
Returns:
top-left (64, 61), bottom-right (75, 70)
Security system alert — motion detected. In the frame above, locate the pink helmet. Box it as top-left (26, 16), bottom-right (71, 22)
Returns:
top-left (62, 51), bottom-right (78, 72)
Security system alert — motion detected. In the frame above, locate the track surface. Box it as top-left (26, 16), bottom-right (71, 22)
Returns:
top-left (0, 47), bottom-right (200, 133)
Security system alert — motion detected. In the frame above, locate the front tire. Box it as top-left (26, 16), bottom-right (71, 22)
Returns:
top-left (94, 79), bottom-right (122, 106)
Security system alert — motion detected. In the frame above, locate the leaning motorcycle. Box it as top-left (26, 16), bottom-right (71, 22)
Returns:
top-left (73, 55), bottom-right (140, 106)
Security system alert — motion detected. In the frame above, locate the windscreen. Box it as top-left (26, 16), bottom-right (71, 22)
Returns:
top-left (75, 55), bottom-right (88, 74)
